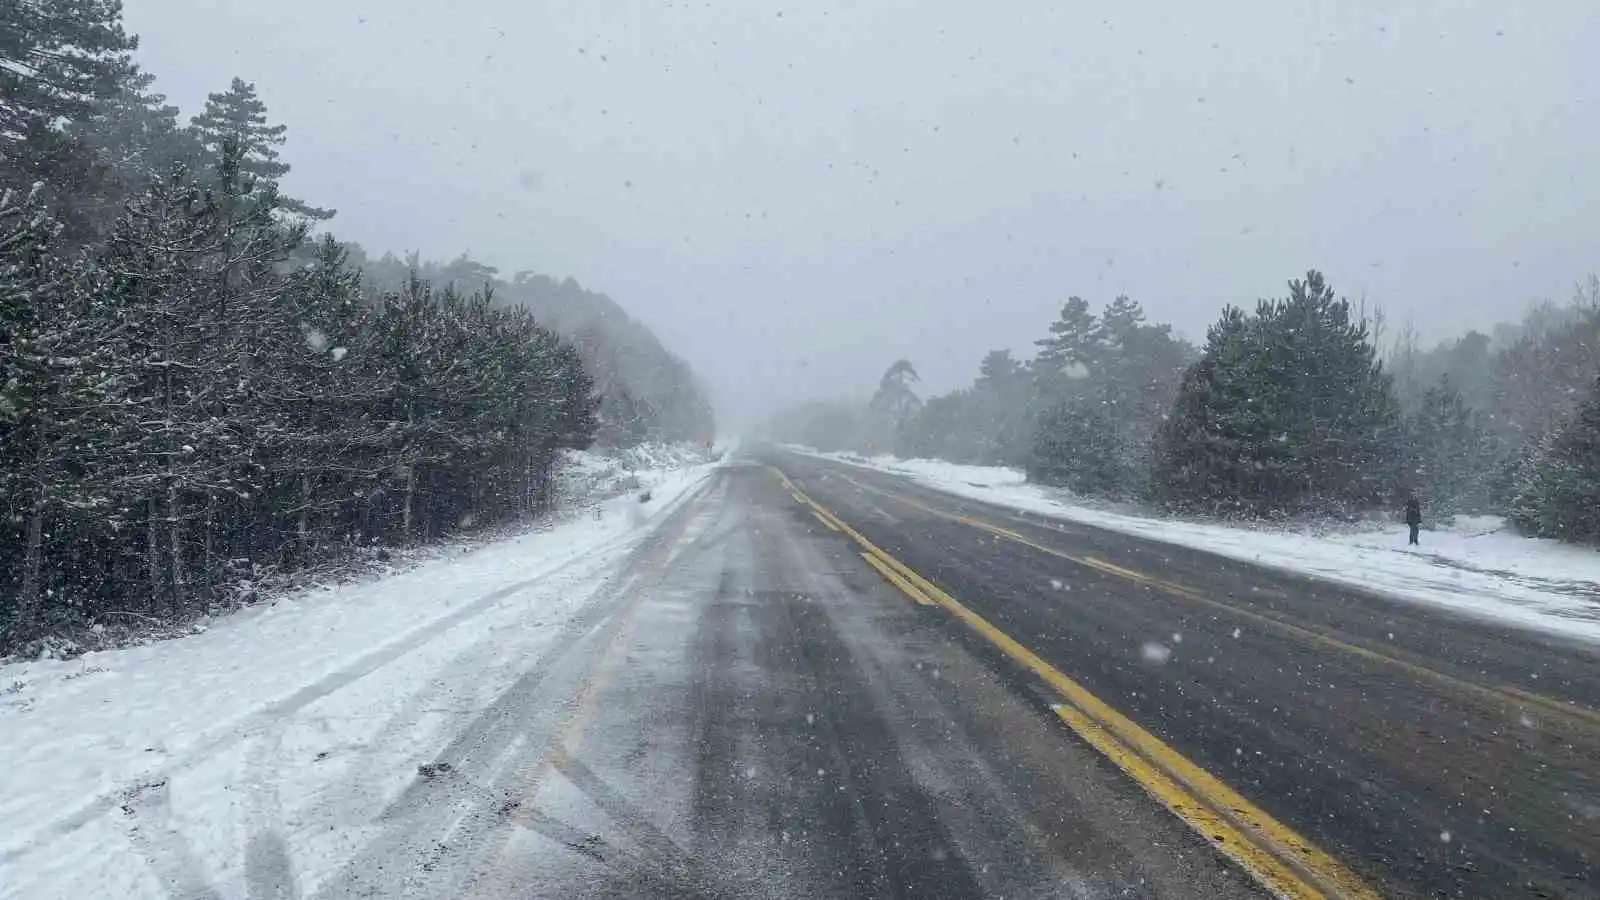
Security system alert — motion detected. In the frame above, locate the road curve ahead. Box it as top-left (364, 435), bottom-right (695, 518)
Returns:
top-left (770, 447), bottom-right (1600, 900)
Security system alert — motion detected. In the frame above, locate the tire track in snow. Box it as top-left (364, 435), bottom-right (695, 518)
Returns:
top-left (121, 781), bottom-right (222, 900)
top-left (0, 473), bottom-right (717, 872)
top-left (306, 482), bottom-right (725, 899)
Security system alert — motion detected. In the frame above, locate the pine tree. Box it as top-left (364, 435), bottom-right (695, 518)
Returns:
top-left (1404, 375), bottom-right (1493, 514)
top-left (552, 342), bottom-right (600, 451)
top-left (0, 27), bottom-right (653, 650)
top-left (868, 359), bottom-right (920, 453)
top-left (1150, 272), bottom-right (1400, 516)
top-left (972, 349), bottom-right (1032, 464)
top-left (1035, 296), bottom-right (1100, 382)
top-left (93, 168), bottom-right (222, 609)
top-left (1508, 374), bottom-right (1600, 543)
top-left (67, 70), bottom-right (204, 235)
top-left (0, 1), bottom-right (136, 135)
top-left (253, 235), bottom-right (371, 563)
top-left (190, 78), bottom-right (334, 220)
top-left (1, 0), bottom-right (140, 239)
top-left (1029, 396), bottom-right (1128, 495)
top-left (1, 186), bottom-right (66, 634)
top-left (1099, 294), bottom-right (1146, 343)
top-left (1149, 308), bottom-right (1250, 509)
top-left (1027, 296), bottom-right (1192, 495)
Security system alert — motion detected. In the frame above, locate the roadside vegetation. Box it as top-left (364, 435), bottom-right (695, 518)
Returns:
top-left (0, 1), bottom-right (711, 651)
top-left (771, 272), bottom-right (1600, 543)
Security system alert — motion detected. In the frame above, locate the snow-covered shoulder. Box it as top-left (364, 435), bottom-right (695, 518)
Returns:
top-left (0, 453), bottom-right (718, 894)
top-left (556, 441), bottom-right (724, 505)
top-left (789, 447), bottom-right (1600, 644)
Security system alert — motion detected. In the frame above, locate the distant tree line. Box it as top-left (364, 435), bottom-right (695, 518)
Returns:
top-left (355, 253), bottom-right (715, 446)
top-left (771, 271), bottom-right (1600, 543)
top-left (1385, 276), bottom-right (1600, 540)
top-left (0, 1), bottom-right (708, 649)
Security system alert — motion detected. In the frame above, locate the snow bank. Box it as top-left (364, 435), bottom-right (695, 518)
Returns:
top-left (794, 449), bottom-right (1600, 643)
top-left (0, 455), bottom-right (719, 896)
top-left (556, 441), bottom-right (716, 506)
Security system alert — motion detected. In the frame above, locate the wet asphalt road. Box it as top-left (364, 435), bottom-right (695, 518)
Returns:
top-left (342, 453), bottom-right (1600, 899)
top-left (771, 450), bottom-right (1600, 899)
top-left (426, 459), bottom-right (1270, 899)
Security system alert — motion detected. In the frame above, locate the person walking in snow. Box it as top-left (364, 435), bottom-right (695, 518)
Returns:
top-left (1405, 494), bottom-right (1422, 546)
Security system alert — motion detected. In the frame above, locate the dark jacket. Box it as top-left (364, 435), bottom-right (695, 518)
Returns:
top-left (1404, 498), bottom-right (1422, 526)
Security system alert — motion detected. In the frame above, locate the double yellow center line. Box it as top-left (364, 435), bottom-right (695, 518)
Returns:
top-left (835, 470), bottom-right (1600, 734)
top-left (775, 466), bottom-right (1380, 900)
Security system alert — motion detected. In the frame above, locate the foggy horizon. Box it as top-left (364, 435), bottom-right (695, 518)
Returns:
top-left (10, 6), bottom-right (1600, 895)
top-left (122, 0), bottom-right (1599, 428)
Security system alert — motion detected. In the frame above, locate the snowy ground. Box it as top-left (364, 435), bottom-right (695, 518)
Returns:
top-left (791, 448), bottom-right (1600, 643)
top-left (555, 441), bottom-right (720, 508)
top-left (0, 452), bottom-right (720, 900)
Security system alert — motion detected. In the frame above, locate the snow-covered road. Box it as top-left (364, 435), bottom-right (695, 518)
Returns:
top-left (0, 462), bottom-right (718, 899)
top-left (0, 458), bottom-right (1259, 900)
top-left (9, 450), bottom-right (1597, 899)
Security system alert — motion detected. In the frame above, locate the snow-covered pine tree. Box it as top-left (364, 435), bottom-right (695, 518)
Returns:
top-left (0, 0), bottom-right (140, 239)
top-left (1029, 394), bottom-right (1128, 495)
top-left (1404, 374), bottom-right (1494, 514)
top-left (868, 359), bottom-right (920, 453)
top-left (67, 69), bottom-right (205, 238)
top-left (1, 186), bottom-right (92, 637)
top-left (1034, 296), bottom-right (1100, 386)
top-left (92, 155), bottom-right (303, 609)
top-left (189, 77), bottom-right (334, 220)
top-left (256, 236), bottom-right (371, 564)
top-left (93, 168), bottom-right (225, 610)
top-left (1149, 307), bottom-right (1254, 510)
top-left (1150, 272), bottom-right (1400, 516)
top-left (0, 35), bottom-right (611, 648)
top-left (1027, 296), bottom-right (1192, 496)
top-left (971, 349), bottom-right (1032, 465)
top-left (1508, 374), bottom-right (1600, 543)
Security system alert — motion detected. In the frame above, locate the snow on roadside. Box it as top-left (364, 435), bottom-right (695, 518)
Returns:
top-left (556, 441), bottom-right (717, 507)
top-left (793, 448), bottom-right (1600, 643)
top-left (0, 452), bottom-right (719, 898)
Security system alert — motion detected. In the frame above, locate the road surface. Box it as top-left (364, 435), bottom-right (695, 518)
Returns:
top-left (311, 449), bottom-right (1597, 899)
top-left (768, 448), bottom-right (1600, 900)
top-left (298, 455), bottom-right (1267, 899)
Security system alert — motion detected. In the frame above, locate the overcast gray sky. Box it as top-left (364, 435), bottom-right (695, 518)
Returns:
top-left (123, 0), bottom-right (1598, 427)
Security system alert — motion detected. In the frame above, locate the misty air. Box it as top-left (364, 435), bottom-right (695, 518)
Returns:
top-left (3, 2), bottom-right (1598, 899)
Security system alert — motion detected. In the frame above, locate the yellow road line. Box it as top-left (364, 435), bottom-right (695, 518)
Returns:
top-left (1075, 556), bottom-right (1600, 732)
top-left (859, 552), bottom-right (936, 605)
top-left (1050, 702), bottom-right (1351, 900)
top-left (829, 469), bottom-right (1600, 732)
top-left (777, 473), bottom-right (1377, 899)
top-left (811, 510), bottom-right (841, 531)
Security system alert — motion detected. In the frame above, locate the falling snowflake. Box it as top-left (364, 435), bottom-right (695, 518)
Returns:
top-left (1141, 642), bottom-right (1172, 664)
